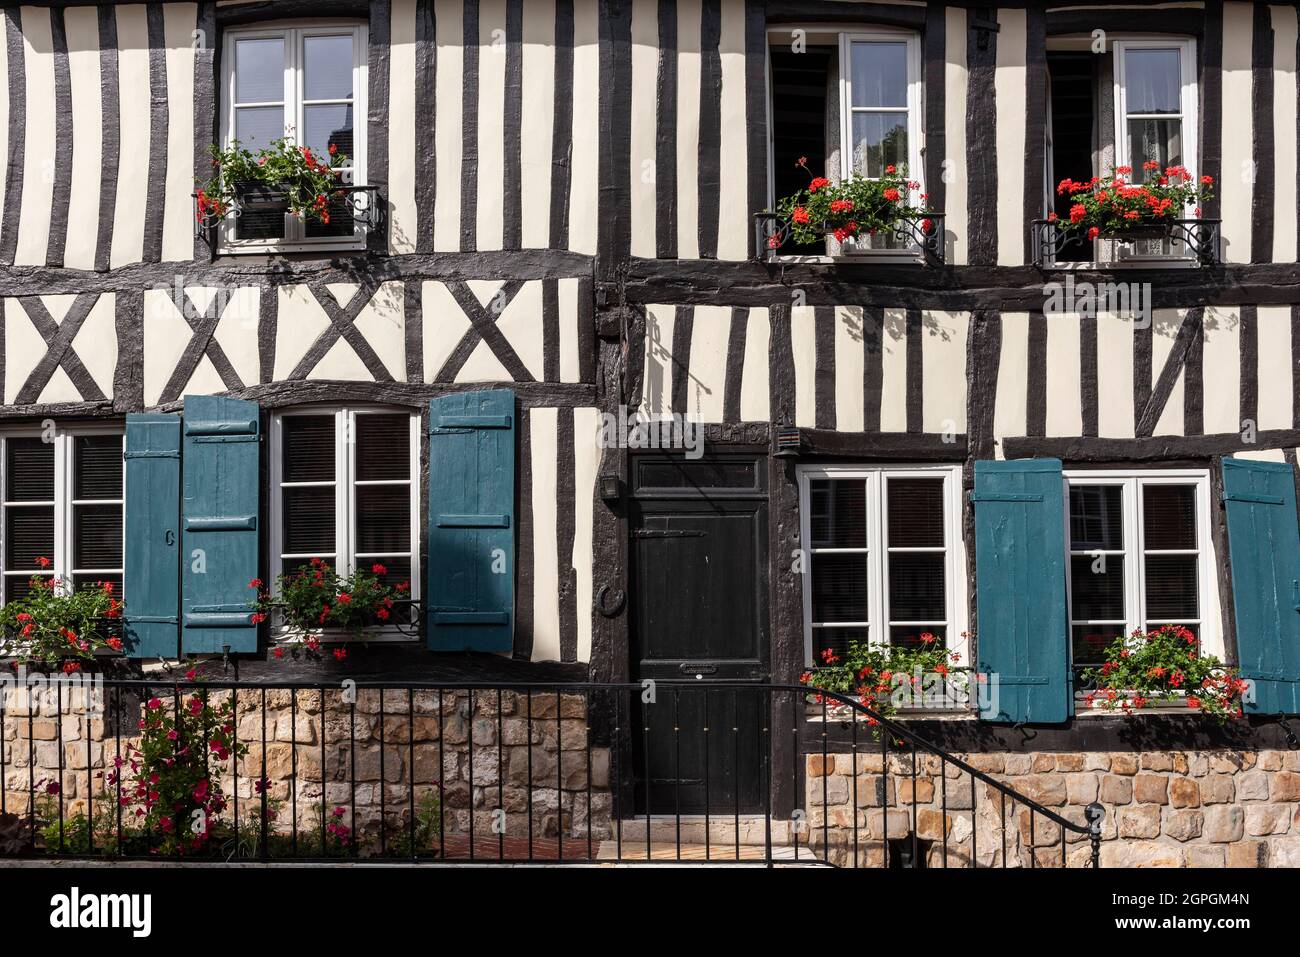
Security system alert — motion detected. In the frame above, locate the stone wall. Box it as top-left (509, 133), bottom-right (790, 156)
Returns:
top-left (1, 684), bottom-right (613, 854)
top-left (805, 749), bottom-right (1300, 868)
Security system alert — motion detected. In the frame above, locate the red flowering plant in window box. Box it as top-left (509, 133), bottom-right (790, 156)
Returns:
top-left (1079, 624), bottom-right (1246, 721)
top-left (799, 633), bottom-right (964, 723)
top-left (772, 158), bottom-right (933, 250)
top-left (0, 558), bottom-right (123, 668)
top-left (1051, 164), bottom-right (1214, 243)
top-left (249, 558), bottom-right (405, 661)
top-left (197, 136), bottom-right (350, 227)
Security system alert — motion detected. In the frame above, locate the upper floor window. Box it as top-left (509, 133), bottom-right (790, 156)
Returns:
top-left (1045, 36), bottom-right (1199, 265)
top-left (768, 28), bottom-right (923, 257)
top-left (1065, 470), bottom-right (1218, 671)
top-left (798, 465), bottom-right (966, 666)
top-left (1, 430), bottom-right (123, 603)
top-left (269, 408), bottom-right (419, 637)
top-left (221, 23), bottom-right (369, 252)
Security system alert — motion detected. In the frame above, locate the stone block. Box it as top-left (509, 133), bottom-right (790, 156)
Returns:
top-left (1066, 773), bottom-right (1098, 805)
top-left (1164, 809), bottom-right (1203, 842)
top-left (1204, 806), bottom-right (1245, 843)
top-left (1117, 804), bottom-right (1161, 839)
top-left (1226, 840), bottom-right (1268, 867)
top-left (1244, 804), bottom-right (1290, 836)
top-left (1110, 753), bottom-right (1138, 775)
top-left (1100, 774), bottom-right (1132, 805)
top-left (1199, 774), bottom-right (1234, 805)
top-left (1168, 777), bottom-right (1200, 808)
top-left (1269, 771), bottom-right (1300, 802)
top-left (1133, 774), bottom-right (1169, 805)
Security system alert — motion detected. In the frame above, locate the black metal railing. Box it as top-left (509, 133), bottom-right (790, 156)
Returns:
top-left (1030, 217), bottom-right (1222, 267)
top-left (0, 679), bottom-right (1102, 867)
top-left (754, 212), bottom-right (946, 266)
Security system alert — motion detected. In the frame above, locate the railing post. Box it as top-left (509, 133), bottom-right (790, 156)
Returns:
top-left (1085, 802), bottom-right (1105, 869)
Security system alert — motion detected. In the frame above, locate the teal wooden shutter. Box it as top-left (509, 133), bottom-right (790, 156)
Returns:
top-left (123, 413), bottom-right (182, 657)
top-left (181, 395), bottom-right (260, 654)
top-left (972, 458), bottom-right (1071, 723)
top-left (427, 389), bottom-right (515, 652)
top-left (1222, 457), bottom-right (1300, 715)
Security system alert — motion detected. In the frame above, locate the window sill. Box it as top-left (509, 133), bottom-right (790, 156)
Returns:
top-left (218, 237), bottom-right (369, 256)
top-left (764, 252), bottom-right (929, 266)
top-left (1041, 257), bottom-right (1202, 271)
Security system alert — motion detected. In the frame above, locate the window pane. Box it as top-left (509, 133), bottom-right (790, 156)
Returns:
top-left (355, 486), bottom-right (411, 553)
top-left (5, 438), bottom-right (54, 501)
top-left (636, 458), bottom-right (757, 491)
top-left (73, 573), bottom-right (121, 596)
top-left (74, 435), bottom-right (123, 499)
top-left (234, 105), bottom-right (284, 152)
top-left (233, 206), bottom-right (287, 241)
top-left (282, 415), bottom-right (336, 483)
top-left (355, 414), bottom-right (412, 481)
top-left (889, 625), bottom-right (945, 650)
top-left (1070, 554), bottom-right (1126, 620)
top-left (304, 35), bottom-right (355, 100)
top-left (1069, 485), bottom-right (1123, 551)
top-left (4, 574), bottom-right (52, 602)
top-left (234, 37), bottom-right (284, 103)
top-left (811, 626), bottom-right (869, 664)
top-left (73, 504), bottom-right (122, 570)
top-left (4, 506), bottom-right (54, 568)
top-left (1127, 119), bottom-right (1183, 175)
top-left (282, 487), bottom-right (335, 554)
top-left (811, 553), bottom-right (867, 622)
top-left (809, 480), bottom-right (866, 549)
top-left (1144, 554), bottom-right (1198, 619)
top-left (1142, 484), bottom-right (1196, 550)
top-left (886, 477), bottom-right (944, 547)
top-left (850, 41), bottom-right (908, 108)
top-left (304, 195), bottom-right (356, 238)
top-left (887, 552), bottom-right (945, 620)
top-left (1124, 47), bottom-right (1181, 114)
top-left (367, 557), bottom-right (411, 591)
top-left (1072, 624), bottom-right (1120, 666)
top-left (304, 104), bottom-right (354, 162)
top-left (850, 113), bottom-right (908, 178)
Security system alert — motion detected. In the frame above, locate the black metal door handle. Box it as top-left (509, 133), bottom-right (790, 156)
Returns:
top-left (595, 584), bottom-right (626, 617)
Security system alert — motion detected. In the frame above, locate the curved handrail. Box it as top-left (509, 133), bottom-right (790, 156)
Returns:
top-left (802, 685), bottom-right (1094, 836)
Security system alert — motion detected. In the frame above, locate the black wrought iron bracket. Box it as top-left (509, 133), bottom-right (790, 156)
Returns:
top-left (1030, 217), bottom-right (1222, 267)
top-left (192, 185), bottom-right (386, 251)
top-left (753, 211), bottom-right (946, 266)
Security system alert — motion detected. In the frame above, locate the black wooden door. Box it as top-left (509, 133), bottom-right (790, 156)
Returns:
top-left (628, 454), bottom-right (769, 814)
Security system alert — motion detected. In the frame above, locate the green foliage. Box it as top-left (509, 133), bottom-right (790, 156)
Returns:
top-left (117, 684), bottom-right (247, 855)
top-left (773, 159), bottom-right (930, 248)
top-left (1080, 624), bottom-right (1246, 720)
top-left (0, 565), bottom-right (120, 668)
top-left (385, 789), bottom-right (443, 858)
top-left (197, 137), bottom-right (350, 224)
top-left (1053, 164), bottom-right (1214, 237)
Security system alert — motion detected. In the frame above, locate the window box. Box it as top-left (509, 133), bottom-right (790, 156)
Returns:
top-left (234, 179), bottom-right (291, 213)
top-left (1031, 216), bottom-right (1221, 267)
top-left (755, 210), bottom-right (945, 265)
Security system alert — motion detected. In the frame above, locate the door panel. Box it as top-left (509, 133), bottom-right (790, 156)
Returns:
top-left (628, 454), bottom-right (769, 814)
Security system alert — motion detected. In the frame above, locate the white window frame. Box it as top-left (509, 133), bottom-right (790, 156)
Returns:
top-left (1063, 468), bottom-right (1222, 662)
top-left (219, 21), bottom-right (369, 254)
top-left (837, 31), bottom-right (923, 189)
top-left (1112, 37), bottom-right (1198, 181)
top-left (797, 464), bottom-right (967, 668)
top-left (268, 407), bottom-right (421, 642)
top-left (837, 30), bottom-right (924, 258)
top-left (0, 426), bottom-right (124, 603)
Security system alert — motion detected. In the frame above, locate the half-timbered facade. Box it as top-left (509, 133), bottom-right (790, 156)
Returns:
top-left (3, 0), bottom-right (1300, 865)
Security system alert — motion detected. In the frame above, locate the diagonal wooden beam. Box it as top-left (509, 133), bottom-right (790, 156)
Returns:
top-left (288, 283), bottom-right (395, 382)
top-left (157, 289), bottom-right (245, 404)
top-left (1136, 307), bottom-right (1203, 438)
top-left (435, 280), bottom-right (533, 382)
top-left (14, 294), bottom-right (106, 404)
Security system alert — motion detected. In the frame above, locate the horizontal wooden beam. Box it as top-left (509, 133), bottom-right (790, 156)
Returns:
top-left (1002, 430), bottom-right (1300, 463)
top-left (791, 428), bottom-right (969, 460)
